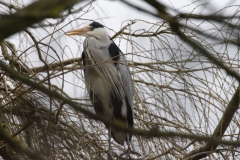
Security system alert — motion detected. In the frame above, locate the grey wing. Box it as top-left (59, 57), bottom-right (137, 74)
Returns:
top-left (119, 55), bottom-right (134, 109)
top-left (108, 42), bottom-right (134, 115)
top-left (84, 38), bottom-right (126, 103)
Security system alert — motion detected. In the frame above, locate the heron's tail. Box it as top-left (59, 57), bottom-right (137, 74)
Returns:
top-left (111, 128), bottom-right (126, 145)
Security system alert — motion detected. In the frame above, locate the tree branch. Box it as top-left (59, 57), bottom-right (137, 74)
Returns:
top-left (0, 0), bottom-right (83, 41)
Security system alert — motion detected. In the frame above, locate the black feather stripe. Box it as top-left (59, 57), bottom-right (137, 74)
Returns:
top-left (89, 21), bottom-right (104, 28)
top-left (126, 98), bottom-right (133, 141)
top-left (81, 51), bottom-right (86, 67)
top-left (108, 43), bottom-right (120, 64)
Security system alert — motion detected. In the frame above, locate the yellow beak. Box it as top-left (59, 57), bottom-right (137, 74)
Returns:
top-left (65, 26), bottom-right (91, 36)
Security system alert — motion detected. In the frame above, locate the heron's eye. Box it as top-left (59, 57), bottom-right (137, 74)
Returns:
top-left (90, 26), bottom-right (94, 31)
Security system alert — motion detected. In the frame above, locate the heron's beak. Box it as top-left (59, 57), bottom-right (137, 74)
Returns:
top-left (65, 26), bottom-right (91, 36)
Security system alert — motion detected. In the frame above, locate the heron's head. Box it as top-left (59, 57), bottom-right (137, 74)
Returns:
top-left (65, 21), bottom-right (107, 39)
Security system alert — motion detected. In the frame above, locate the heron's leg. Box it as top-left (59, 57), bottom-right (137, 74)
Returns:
top-left (118, 134), bottom-right (141, 159)
top-left (108, 127), bottom-right (113, 160)
top-left (126, 136), bottom-right (131, 151)
top-left (108, 128), bottom-right (112, 151)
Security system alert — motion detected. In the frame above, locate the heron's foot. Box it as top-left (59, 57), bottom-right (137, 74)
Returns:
top-left (118, 148), bottom-right (141, 159)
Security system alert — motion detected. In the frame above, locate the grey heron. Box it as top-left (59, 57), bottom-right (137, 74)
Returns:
top-left (65, 21), bottom-right (139, 159)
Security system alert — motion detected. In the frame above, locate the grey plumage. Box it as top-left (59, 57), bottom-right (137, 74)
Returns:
top-left (65, 21), bottom-right (137, 158)
top-left (82, 23), bottom-right (134, 144)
